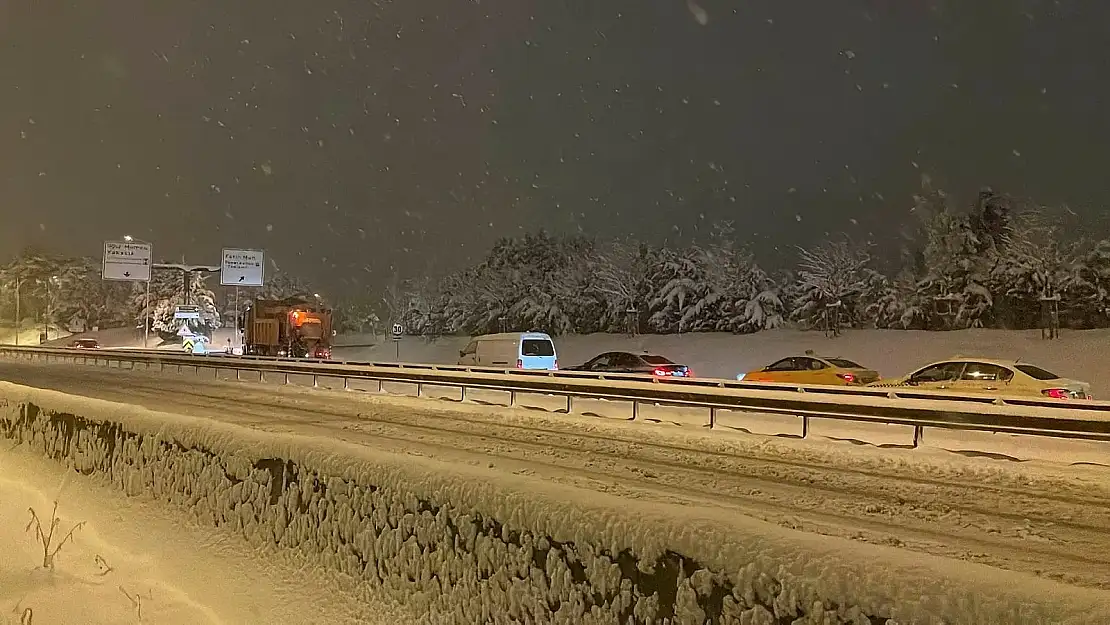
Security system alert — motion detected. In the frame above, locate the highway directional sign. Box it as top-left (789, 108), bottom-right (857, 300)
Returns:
top-left (174, 305), bottom-right (201, 320)
top-left (102, 240), bottom-right (152, 281)
top-left (221, 248), bottom-right (264, 287)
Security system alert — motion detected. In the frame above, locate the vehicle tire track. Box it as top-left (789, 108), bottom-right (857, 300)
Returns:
top-left (6, 362), bottom-right (1110, 588)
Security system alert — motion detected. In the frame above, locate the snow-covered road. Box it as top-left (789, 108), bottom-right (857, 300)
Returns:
top-left (3, 359), bottom-right (1110, 593)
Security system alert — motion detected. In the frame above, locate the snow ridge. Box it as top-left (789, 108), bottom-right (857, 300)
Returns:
top-left (0, 383), bottom-right (1107, 624)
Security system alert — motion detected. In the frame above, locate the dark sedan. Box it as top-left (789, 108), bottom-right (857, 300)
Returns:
top-left (68, 338), bottom-right (100, 349)
top-left (569, 351), bottom-right (692, 378)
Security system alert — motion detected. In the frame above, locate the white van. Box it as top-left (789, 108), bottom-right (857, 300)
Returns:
top-left (457, 332), bottom-right (558, 370)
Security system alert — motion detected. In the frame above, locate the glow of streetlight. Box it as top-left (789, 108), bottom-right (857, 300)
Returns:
top-left (124, 235), bottom-right (133, 242)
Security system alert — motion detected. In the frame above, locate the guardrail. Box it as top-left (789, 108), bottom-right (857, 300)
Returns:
top-left (2, 344), bottom-right (1109, 445)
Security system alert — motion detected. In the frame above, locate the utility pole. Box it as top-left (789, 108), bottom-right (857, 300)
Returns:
top-left (13, 279), bottom-right (21, 346)
top-left (45, 276), bottom-right (57, 342)
top-left (145, 275), bottom-right (151, 346)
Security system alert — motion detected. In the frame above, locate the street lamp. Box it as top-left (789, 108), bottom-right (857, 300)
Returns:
top-left (125, 235), bottom-right (152, 347)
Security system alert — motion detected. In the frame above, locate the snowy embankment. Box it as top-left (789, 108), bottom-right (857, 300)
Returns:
top-left (0, 383), bottom-right (1108, 624)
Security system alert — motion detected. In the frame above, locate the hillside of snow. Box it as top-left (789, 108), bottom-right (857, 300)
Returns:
top-left (335, 327), bottom-right (1109, 393)
top-left (1, 380), bottom-right (1109, 624)
top-left (0, 432), bottom-right (409, 624)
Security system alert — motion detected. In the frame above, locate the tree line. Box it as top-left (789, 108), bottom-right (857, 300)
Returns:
top-left (4, 181), bottom-right (1110, 340)
top-left (392, 182), bottom-right (1110, 336)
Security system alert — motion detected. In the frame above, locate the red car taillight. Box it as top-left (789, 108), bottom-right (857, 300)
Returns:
top-left (516, 359), bottom-right (523, 368)
top-left (653, 368), bottom-right (667, 376)
top-left (836, 372), bottom-right (856, 384)
top-left (1042, 388), bottom-right (1071, 399)
top-left (553, 360), bottom-right (558, 370)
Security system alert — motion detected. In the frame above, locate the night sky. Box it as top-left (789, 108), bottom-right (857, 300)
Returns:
top-left (3, 0), bottom-right (1110, 294)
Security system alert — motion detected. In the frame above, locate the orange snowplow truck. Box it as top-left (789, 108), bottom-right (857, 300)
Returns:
top-left (241, 297), bottom-right (334, 359)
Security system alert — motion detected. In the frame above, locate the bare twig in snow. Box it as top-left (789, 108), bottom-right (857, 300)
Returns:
top-left (119, 586), bottom-right (145, 623)
top-left (95, 554), bottom-right (114, 577)
top-left (9, 600), bottom-right (32, 625)
top-left (25, 502), bottom-right (85, 569)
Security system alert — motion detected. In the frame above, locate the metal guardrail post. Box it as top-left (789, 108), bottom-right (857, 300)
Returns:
top-left (708, 406), bottom-right (716, 428)
top-left (508, 389), bottom-right (516, 407)
top-left (566, 395), bottom-right (573, 414)
top-left (631, 399), bottom-right (639, 420)
top-left (802, 415), bottom-right (810, 439)
top-left (912, 425), bottom-right (923, 448)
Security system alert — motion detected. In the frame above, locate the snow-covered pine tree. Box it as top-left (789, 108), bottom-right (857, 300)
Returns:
top-left (51, 257), bottom-right (132, 331)
top-left (335, 298), bottom-right (381, 335)
top-left (695, 222), bottom-right (783, 333)
top-left (789, 236), bottom-right (874, 330)
top-left (146, 271), bottom-right (221, 337)
top-left (990, 207), bottom-right (1081, 329)
top-left (1071, 239), bottom-right (1110, 327)
top-left (859, 270), bottom-right (927, 329)
top-left (258, 272), bottom-right (314, 300)
top-left (0, 249), bottom-right (73, 327)
top-left (647, 244), bottom-right (705, 333)
top-left (907, 177), bottom-right (993, 329)
top-left (589, 238), bottom-right (653, 334)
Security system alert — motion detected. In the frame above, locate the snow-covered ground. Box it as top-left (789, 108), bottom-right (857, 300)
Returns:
top-left (2, 358), bottom-right (1110, 596)
top-left (336, 327), bottom-right (1110, 394)
top-left (3, 376), bottom-right (1110, 624)
top-left (0, 440), bottom-right (410, 624)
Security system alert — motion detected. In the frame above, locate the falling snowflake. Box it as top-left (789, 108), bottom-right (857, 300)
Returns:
top-left (686, 0), bottom-right (708, 25)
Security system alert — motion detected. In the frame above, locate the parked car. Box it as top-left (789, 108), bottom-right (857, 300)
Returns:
top-left (68, 338), bottom-right (100, 349)
top-left (737, 352), bottom-right (879, 386)
top-left (568, 351), bottom-right (691, 378)
top-left (869, 357), bottom-right (1092, 399)
top-left (457, 332), bottom-right (558, 370)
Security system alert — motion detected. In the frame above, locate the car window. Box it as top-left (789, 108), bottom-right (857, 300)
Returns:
top-left (765, 358), bottom-right (796, 372)
top-left (640, 355), bottom-right (673, 365)
top-left (801, 358), bottom-right (827, 370)
top-left (825, 358), bottom-right (863, 369)
top-left (461, 341), bottom-right (477, 355)
top-left (1015, 364), bottom-right (1060, 381)
top-left (521, 339), bottom-right (554, 357)
top-left (961, 362), bottom-right (1014, 382)
top-left (613, 353), bottom-right (642, 367)
top-left (909, 362), bottom-right (964, 383)
top-left (586, 354), bottom-right (612, 369)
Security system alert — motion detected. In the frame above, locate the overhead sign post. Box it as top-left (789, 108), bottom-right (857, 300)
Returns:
top-left (221, 249), bottom-right (263, 355)
top-left (220, 248), bottom-right (265, 287)
top-left (102, 241), bottom-right (152, 281)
